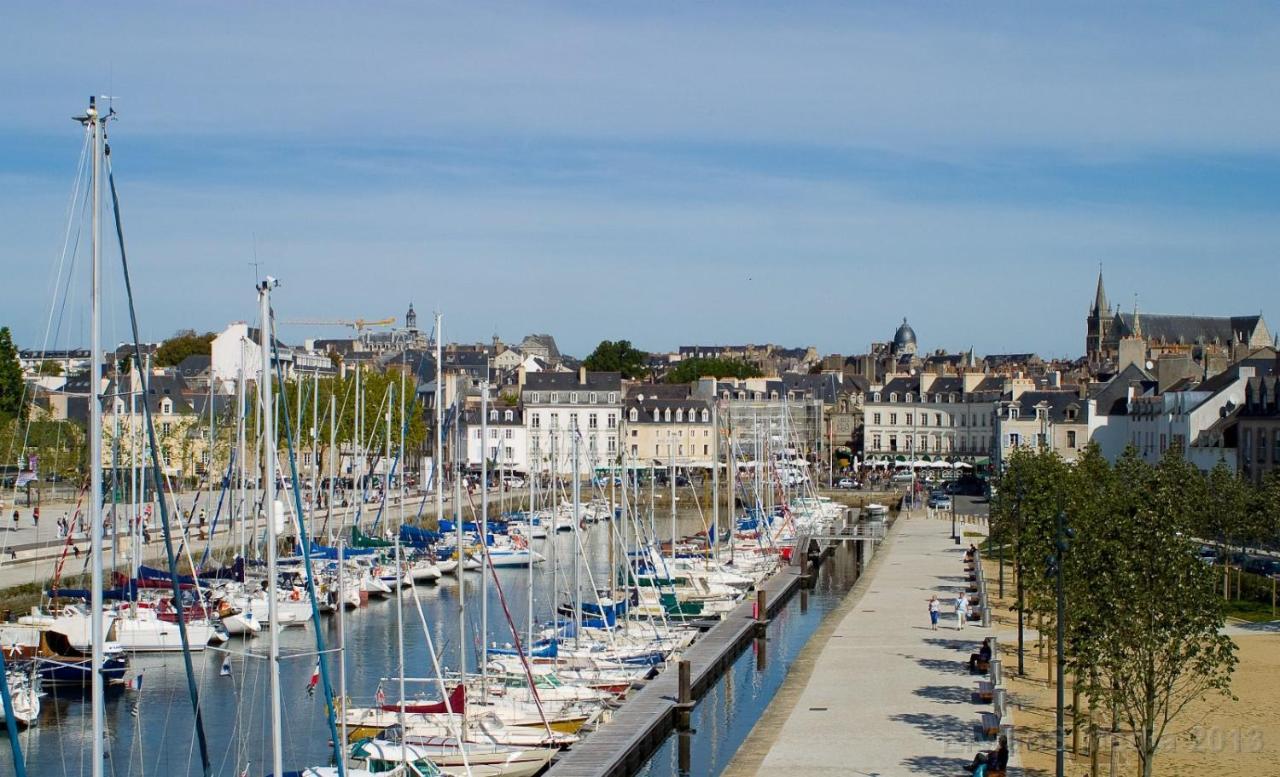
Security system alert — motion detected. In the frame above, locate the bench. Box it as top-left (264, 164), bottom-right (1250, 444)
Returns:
top-left (980, 711), bottom-right (1002, 738)
top-left (976, 680), bottom-right (994, 703)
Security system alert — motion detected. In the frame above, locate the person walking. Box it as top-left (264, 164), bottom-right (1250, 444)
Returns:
top-left (954, 592), bottom-right (967, 630)
top-left (32, 506), bottom-right (39, 528)
top-left (11, 509), bottom-right (18, 529)
top-left (928, 595), bottom-right (941, 630)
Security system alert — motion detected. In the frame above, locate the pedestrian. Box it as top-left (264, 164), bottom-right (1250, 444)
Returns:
top-left (199, 509), bottom-right (206, 527)
top-left (954, 592), bottom-right (967, 630)
top-left (928, 595), bottom-right (941, 630)
top-left (32, 506), bottom-right (39, 527)
top-left (11, 509), bottom-right (18, 528)
top-left (72, 544), bottom-right (80, 559)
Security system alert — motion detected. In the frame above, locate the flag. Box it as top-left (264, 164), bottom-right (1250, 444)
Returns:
top-left (239, 766), bottom-right (249, 777)
top-left (306, 660), bottom-right (319, 696)
top-left (220, 655), bottom-right (232, 677)
top-left (375, 686), bottom-right (386, 706)
top-left (126, 673), bottom-right (143, 691)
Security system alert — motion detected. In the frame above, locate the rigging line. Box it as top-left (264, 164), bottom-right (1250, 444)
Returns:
top-left (269, 331), bottom-right (346, 776)
top-left (105, 155), bottom-right (213, 777)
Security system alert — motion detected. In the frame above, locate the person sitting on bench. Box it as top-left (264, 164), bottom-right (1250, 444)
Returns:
top-left (966, 735), bottom-right (1008, 774)
top-left (965, 543), bottom-right (978, 560)
top-left (969, 637), bottom-right (992, 672)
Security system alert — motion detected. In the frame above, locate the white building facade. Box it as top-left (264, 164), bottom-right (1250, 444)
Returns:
top-left (522, 369), bottom-right (622, 476)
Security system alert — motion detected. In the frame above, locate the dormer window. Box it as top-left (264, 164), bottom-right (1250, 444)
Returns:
top-left (589, 392), bottom-right (597, 403)
top-left (570, 392), bottom-right (578, 404)
top-left (608, 392), bottom-right (617, 403)
top-left (701, 409), bottom-right (709, 423)
top-left (889, 393), bottom-right (897, 403)
top-left (873, 393), bottom-right (881, 402)
top-left (161, 399), bottom-right (173, 415)
top-left (664, 408), bottom-right (672, 422)
top-left (629, 408), bottom-right (638, 422)
top-left (527, 392), bottom-right (538, 403)
top-left (675, 408), bottom-right (684, 422)
top-left (949, 393), bottom-right (957, 403)
top-left (504, 410), bottom-right (514, 421)
top-left (489, 409), bottom-right (498, 421)
top-left (905, 392), bottom-right (913, 403)
top-left (1010, 407), bottom-right (1019, 420)
top-left (550, 392), bottom-right (559, 403)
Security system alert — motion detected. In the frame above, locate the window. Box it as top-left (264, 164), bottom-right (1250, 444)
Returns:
top-left (570, 392), bottom-right (578, 404)
top-left (873, 413), bottom-right (881, 425)
top-left (1067, 430), bottom-right (1077, 448)
top-left (630, 429), bottom-right (637, 437)
top-left (589, 392), bottom-right (597, 404)
top-left (474, 429), bottom-right (482, 440)
top-left (489, 409), bottom-right (498, 421)
top-left (1274, 430), bottom-right (1280, 463)
top-left (664, 408), bottom-right (672, 422)
top-left (889, 393), bottom-right (897, 403)
top-left (629, 408), bottom-right (638, 422)
top-left (505, 446), bottom-right (514, 460)
top-left (608, 392), bottom-right (617, 404)
top-left (678, 445), bottom-right (684, 456)
top-left (504, 410), bottom-right (513, 421)
top-left (504, 428), bottom-right (512, 439)
top-left (550, 392), bottom-right (559, 403)
top-left (527, 392), bottom-right (538, 403)
top-left (1037, 433), bottom-right (1047, 448)
top-left (905, 414), bottom-right (914, 426)
top-left (161, 422), bottom-right (171, 435)
top-left (607, 436), bottom-right (616, 453)
top-left (1010, 407), bottom-right (1019, 420)
top-left (531, 413), bottom-right (542, 429)
top-left (701, 409), bottom-right (709, 423)
top-left (489, 428), bottom-right (498, 439)
top-left (654, 445), bottom-right (660, 456)
top-left (607, 413), bottom-right (616, 429)
top-left (889, 413), bottom-right (898, 425)
top-left (569, 413), bottom-right (578, 429)
top-left (873, 392), bottom-right (881, 402)
top-left (935, 413), bottom-right (942, 426)
top-left (675, 408), bottom-right (684, 423)
top-left (631, 444), bottom-right (638, 456)
top-left (588, 413), bottom-right (598, 429)
top-left (888, 434), bottom-right (898, 451)
top-left (872, 433), bottom-right (882, 450)
top-left (549, 412), bottom-right (559, 428)
top-left (161, 399), bottom-right (173, 415)
top-left (920, 414), bottom-right (928, 427)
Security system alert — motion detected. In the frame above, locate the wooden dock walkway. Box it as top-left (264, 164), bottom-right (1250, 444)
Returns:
top-left (544, 566), bottom-right (804, 777)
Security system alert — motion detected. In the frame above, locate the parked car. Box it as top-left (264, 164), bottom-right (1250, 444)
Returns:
top-left (835, 477), bottom-right (860, 489)
top-left (502, 476), bottom-right (526, 489)
top-left (928, 494), bottom-right (953, 510)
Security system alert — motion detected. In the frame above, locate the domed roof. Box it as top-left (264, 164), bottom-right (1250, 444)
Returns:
top-left (893, 318), bottom-right (917, 351)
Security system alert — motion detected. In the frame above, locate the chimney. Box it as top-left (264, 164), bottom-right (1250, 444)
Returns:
top-left (517, 366), bottom-right (526, 388)
top-left (963, 372), bottom-right (984, 393)
top-left (579, 366), bottom-right (587, 385)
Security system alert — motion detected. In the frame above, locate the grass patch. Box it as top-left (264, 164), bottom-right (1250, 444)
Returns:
top-left (1225, 598), bottom-right (1279, 623)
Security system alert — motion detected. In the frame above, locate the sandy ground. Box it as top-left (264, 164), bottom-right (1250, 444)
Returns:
top-left (982, 557), bottom-right (1280, 776)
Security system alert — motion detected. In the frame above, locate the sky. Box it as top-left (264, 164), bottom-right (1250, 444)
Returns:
top-left (3, 2), bottom-right (1278, 360)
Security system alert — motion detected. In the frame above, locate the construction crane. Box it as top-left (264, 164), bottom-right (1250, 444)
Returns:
top-left (281, 316), bottom-right (396, 334)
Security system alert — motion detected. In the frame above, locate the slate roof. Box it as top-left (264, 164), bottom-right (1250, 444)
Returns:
top-left (624, 394), bottom-right (711, 423)
top-left (1113, 313), bottom-right (1264, 346)
top-left (1004, 390), bottom-right (1087, 424)
top-left (519, 334), bottom-right (561, 360)
top-left (1088, 363), bottom-right (1156, 416)
top-left (524, 371), bottom-right (621, 392)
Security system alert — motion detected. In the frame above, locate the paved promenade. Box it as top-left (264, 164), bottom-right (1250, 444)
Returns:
top-left (727, 512), bottom-right (1017, 776)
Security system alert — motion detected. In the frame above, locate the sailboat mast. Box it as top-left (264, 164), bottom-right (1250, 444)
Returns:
top-left (453, 400), bottom-right (467, 733)
top-left (337, 540), bottom-right (348, 754)
top-left (480, 376), bottom-right (489, 699)
top-left (395, 538), bottom-right (407, 770)
top-left (258, 278), bottom-right (284, 777)
top-left (572, 432), bottom-right (581, 648)
top-left (83, 93), bottom-right (106, 777)
top-left (434, 313), bottom-right (442, 525)
top-left (328, 394), bottom-right (336, 542)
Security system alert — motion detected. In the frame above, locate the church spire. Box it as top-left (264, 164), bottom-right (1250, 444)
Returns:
top-left (1091, 267), bottom-right (1109, 316)
top-left (1132, 295), bottom-right (1142, 339)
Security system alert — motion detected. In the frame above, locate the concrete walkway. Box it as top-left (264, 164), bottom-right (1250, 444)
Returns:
top-left (729, 513), bottom-right (1016, 776)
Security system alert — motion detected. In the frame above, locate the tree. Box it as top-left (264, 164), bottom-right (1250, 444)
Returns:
top-left (666, 356), bottom-right (762, 384)
top-left (36, 360), bottom-right (64, 376)
top-left (582, 340), bottom-right (648, 379)
top-left (1085, 443), bottom-right (1236, 777)
top-left (154, 330), bottom-right (215, 367)
top-left (0, 326), bottom-right (25, 421)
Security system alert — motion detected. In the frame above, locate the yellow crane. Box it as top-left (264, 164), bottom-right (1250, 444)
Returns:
top-left (280, 316), bottom-right (396, 334)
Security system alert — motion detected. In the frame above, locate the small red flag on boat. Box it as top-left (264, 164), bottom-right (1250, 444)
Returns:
top-left (307, 661), bottom-right (320, 696)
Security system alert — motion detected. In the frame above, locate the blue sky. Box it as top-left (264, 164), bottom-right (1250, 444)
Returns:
top-left (3, 2), bottom-right (1278, 359)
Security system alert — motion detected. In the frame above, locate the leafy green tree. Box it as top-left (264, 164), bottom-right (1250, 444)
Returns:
top-left (582, 340), bottom-right (649, 379)
top-left (666, 356), bottom-right (762, 384)
top-left (36, 360), bottom-right (64, 376)
top-left (0, 326), bottom-right (26, 421)
top-left (154, 330), bottom-right (215, 367)
top-left (1085, 443), bottom-right (1236, 777)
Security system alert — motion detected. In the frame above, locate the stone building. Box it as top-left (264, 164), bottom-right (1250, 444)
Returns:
top-left (521, 368), bottom-right (621, 476)
top-left (1237, 374), bottom-right (1280, 484)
